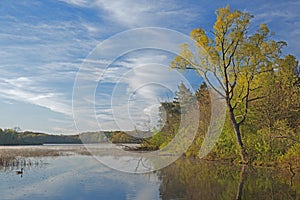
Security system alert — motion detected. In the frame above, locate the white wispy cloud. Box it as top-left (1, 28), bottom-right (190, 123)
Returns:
top-left (85, 51), bottom-right (194, 131)
top-left (58, 0), bottom-right (91, 7)
top-left (0, 7), bottom-right (102, 126)
top-left (71, 26), bottom-right (199, 132)
top-left (232, 0), bottom-right (300, 57)
top-left (0, 76), bottom-right (72, 116)
top-left (2, 0), bottom-right (299, 134)
top-left (59, 0), bottom-right (202, 29)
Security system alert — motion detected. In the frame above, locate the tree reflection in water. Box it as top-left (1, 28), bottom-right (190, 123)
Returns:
top-left (158, 157), bottom-right (299, 200)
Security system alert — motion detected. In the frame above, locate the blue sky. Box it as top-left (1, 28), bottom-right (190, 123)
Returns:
top-left (0, 0), bottom-right (299, 134)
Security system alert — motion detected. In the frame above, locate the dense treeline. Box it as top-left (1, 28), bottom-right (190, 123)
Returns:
top-left (104, 131), bottom-right (146, 144)
top-left (142, 6), bottom-right (300, 168)
top-left (0, 129), bottom-right (145, 145)
top-left (143, 71), bottom-right (300, 167)
top-left (0, 128), bottom-right (82, 145)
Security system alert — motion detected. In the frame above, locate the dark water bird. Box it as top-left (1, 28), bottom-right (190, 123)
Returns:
top-left (16, 168), bottom-right (24, 175)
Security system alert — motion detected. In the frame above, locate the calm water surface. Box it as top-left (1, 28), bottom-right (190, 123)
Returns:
top-left (0, 145), bottom-right (299, 200)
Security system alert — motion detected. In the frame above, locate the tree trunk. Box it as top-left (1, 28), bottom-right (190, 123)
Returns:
top-left (228, 109), bottom-right (247, 163)
top-left (235, 165), bottom-right (246, 200)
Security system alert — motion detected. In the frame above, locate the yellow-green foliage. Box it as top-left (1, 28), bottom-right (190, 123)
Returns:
top-left (207, 118), bottom-right (239, 161)
top-left (143, 6), bottom-right (300, 167)
top-left (279, 143), bottom-right (300, 166)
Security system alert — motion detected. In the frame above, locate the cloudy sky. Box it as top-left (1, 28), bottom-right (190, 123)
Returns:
top-left (0, 0), bottom-right (299, 134)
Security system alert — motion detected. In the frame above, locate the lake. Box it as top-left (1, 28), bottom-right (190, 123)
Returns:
top-left (0, 145), bottom-right (299, 200)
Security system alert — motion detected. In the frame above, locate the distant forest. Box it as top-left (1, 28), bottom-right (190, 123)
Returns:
top-left (0, 128), bottom-right (143, 145)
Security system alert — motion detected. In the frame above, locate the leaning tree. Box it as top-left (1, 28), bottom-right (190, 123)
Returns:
top-left (170, 6), bottom-right (288, 163)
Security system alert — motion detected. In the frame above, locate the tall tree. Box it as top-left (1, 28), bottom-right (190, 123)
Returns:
top-left (170, 6), bottom-right (287, 163)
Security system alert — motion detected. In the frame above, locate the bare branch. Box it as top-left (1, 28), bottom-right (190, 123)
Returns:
top-left (225, 40), bottom-right (240, 69)
top-left (238, 114), bottom-right (247, 126)
top-left (254, 68), bottom-right (273, 75)
top-left (229, 59), bottom-right (238, 100)
top-left (213, 71), bottom-right (226, 92)
top-left (237, 85), bottom-right (245, 99)
top-left (237, 78), bottom-right (251, 126)
top-left (249, 86), bottom-right (262, 91)
top-left (210, 30), bottom-right (221, 41)
top-left (232, 101), bottom-right (239, 110)
top-left (204, 71), bottom-right (226, 98)
top-left (224, 40), bottom-right (235, 55)
top-left (248, 96), bottom-right (266, 102)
